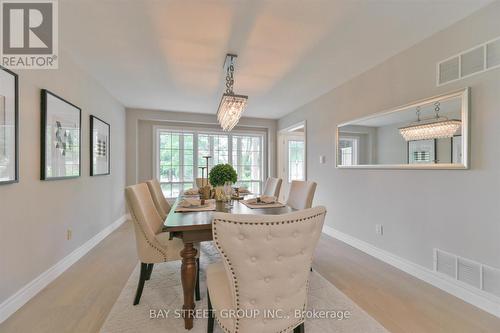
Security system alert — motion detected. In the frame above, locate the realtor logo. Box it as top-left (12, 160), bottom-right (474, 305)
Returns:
top-left (1, 0), bottom-right (58, 69)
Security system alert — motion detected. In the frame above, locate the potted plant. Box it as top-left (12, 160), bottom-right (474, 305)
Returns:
top-left (209, 164), bottom-right (237, 201)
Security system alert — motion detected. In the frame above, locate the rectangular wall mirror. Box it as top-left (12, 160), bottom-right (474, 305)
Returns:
top-left (336, 88), bottom-right (470, 169)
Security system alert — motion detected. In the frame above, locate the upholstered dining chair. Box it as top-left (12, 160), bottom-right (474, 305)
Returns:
top-left (262, 177), bottom-right (282, 198)
top-left (206, 206), bottom-right (327, 333)
top-left (286, 180), bottom-right (317, 210)
top-left (146, 178), bottom-right (202, 300)
top-left (146, 179), bottom-right (171, 220)
top-left (125, 183), bottom-right (201, 305)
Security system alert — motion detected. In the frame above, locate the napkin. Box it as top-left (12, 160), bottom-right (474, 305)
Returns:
top-left (238, 187), bottom-right (250, 193)
top-left (260, 195), bottom-right (276, 203)
top-left (184, 188), bottom-right (199, 195)
top-left (179, 198), bottom-right (202, 208)
top-left (246, 195), bottom-right (276, 204)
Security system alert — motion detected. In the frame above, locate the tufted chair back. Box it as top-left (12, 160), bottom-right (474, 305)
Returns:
top-left (146, 179), bottom-right (171, 220)
top-left (286, 180), bottom-right (317, 210)
top-left (125, 184), bottom-right (169, 263)
top-left (262, 177), bottom-right (282, 198)
top-left (212, 206), bottom-right (326, 333)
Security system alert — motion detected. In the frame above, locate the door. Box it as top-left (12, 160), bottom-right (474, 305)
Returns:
top-left (278, 123), bottom-right (306, 202)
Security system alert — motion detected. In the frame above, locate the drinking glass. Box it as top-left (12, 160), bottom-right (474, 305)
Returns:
top-left (224, 181), bottom-right (233, 208)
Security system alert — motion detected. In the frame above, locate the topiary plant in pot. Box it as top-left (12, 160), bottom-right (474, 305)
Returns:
top-left (209, 164), bottom-right (237, 201)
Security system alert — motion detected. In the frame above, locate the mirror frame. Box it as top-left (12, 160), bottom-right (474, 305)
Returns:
top-left (335, 87), bottom-right (470, 169)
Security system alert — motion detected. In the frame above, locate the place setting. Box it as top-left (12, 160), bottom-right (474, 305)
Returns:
top-left (174, 197), bottom-right (216, 213)
top-left (241, 195), bottom-right (286, 209)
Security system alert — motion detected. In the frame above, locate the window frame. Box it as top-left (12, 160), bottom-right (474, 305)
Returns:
top-left (153, 125), bottom-right (267, 198)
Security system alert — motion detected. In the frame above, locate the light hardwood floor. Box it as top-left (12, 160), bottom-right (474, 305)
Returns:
top-left (1, 221), bottom-right (499, 333)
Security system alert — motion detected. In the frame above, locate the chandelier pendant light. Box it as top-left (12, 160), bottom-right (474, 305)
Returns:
top-left (399, 102), bottom-right (461, 141)
top-left (217, 54), bottom-right (248, 132)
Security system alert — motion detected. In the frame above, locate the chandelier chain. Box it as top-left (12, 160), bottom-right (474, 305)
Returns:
top-left (434, 101), bottom-right (440, 119)
top-left (225, 60), bottom-right (235, 94)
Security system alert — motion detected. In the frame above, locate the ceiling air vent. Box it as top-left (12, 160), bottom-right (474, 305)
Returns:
top-left (486, 38), bottom-right (500, 69)
top-left (437, 36), bottom-right (500, 86)
top-left (460, 47), bottom-right (484, 77)
top-left (438, 57), bottom-right (459, 85)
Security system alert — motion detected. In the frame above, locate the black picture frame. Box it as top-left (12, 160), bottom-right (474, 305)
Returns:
top-left (90, 115), bottom-right (110, 176)
top-left (0, 66), bottom-right (19, 185)
top-left (41, 89), bottom-right (82, 180)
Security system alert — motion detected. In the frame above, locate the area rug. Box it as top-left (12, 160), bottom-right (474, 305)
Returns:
top-left (100, 243), bottom-right (389, 333)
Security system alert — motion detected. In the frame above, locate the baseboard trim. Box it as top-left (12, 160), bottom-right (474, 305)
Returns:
top-left (322, 225), bottom-right (500, 318)
top-left (0, 214), bottom-right (130, 324)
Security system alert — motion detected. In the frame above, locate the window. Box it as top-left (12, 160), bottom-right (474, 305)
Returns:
top-left (197, 133), bottom-right (229, 175)
top-left (288, 140), bottom-right (304, 182)
top-left (338, 137), bottom-right (358, 166)
top-left (232, 135), bottom-right (262, 194)
top-left (156, 128), bottom-right (265, 198)
top-left (157, 131), bottom-right (194, 198)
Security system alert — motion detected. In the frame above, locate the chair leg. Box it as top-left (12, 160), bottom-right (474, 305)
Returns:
top-left (134, 263), bottom-right (148, 305)
top-left (146, 264), bottom-right (154, 280)
top-left (294, 322), bottom-right (305, 333)
top-left (195, 258), bottom-right (201, 301)
top-left (207, 288), bottom-right (214, 333)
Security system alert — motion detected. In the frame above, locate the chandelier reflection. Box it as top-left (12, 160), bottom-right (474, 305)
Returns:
top-left (399, 102), bottom-right (461, 141)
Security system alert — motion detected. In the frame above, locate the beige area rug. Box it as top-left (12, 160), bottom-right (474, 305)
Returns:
top-left (100, 244), bottom-right (389, 333)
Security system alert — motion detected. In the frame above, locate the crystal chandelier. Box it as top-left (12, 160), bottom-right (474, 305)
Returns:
top-left (217, 54), bottom-right (248, 132)
top-left (399, 102), bottom-right (461, 141)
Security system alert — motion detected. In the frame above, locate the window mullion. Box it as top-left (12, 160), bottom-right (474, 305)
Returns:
top-left (180, 134), bottom-right (184, 185)
top-left (210, 135), bottom-right (215, 168)
top-left (237, 137), bottom-right (241, 185)
top-left (193, 132), bottom-right (198, 183)
top-left (228, 134), bottom-right (233, 166)
top-left (156, 130), bottom-right (161, 181)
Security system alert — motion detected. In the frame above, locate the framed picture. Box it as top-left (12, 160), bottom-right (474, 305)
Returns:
top-left (0, 66), bottom-right (19, 185)
top-left (41, 90), bottom-right (81, 180)
top-left (408, 139), bottom-right (436, 164)
top-left (451, 135), bottom-right (462, 164)
top-left (90, 115), bottom-right (110, 176)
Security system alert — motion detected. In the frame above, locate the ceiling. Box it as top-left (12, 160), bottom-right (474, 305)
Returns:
top-left (60, 0), bottom-right (491, 119)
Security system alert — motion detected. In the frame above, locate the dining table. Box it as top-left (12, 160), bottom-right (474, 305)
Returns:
top-left (164, 195), bottom-right (296, 330)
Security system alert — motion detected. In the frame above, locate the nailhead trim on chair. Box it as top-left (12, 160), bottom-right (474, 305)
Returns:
top-left (211, 211), bottom-right (326, 333)
top-left (128, 208), bottom-right (168, 261)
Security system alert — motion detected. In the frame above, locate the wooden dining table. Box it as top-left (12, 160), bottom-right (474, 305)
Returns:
top-left (164, 196), bottom-right (295, 330)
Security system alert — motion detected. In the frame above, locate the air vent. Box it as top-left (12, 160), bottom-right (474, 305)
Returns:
top-left (437, 36), bottom-right (500, 86)
top-left (486, 38), bottom-right (500, 69)
top-left (457, 258), bottom-right (481, 288)
top-left (435, 249), bottom-right (456, 278)
top-left (438, 57), bottom-right (459, 85)
top-left (460, 47), bottom-right (484, 77)
top-left (483, 265), bottom-right (500, 298)
top-left (434, 249), bottom-right (500, 300)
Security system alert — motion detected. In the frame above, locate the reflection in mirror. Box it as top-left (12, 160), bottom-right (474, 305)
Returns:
top-left (336, 88), bottom-right (469, 169)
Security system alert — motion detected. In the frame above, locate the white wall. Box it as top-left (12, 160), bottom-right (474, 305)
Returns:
top-left (278, 2), bottom-right (500, 270)
top-left (126, 108), bottom-right (278, 186)
top-left (0, 50), bottom-right (126, 304)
